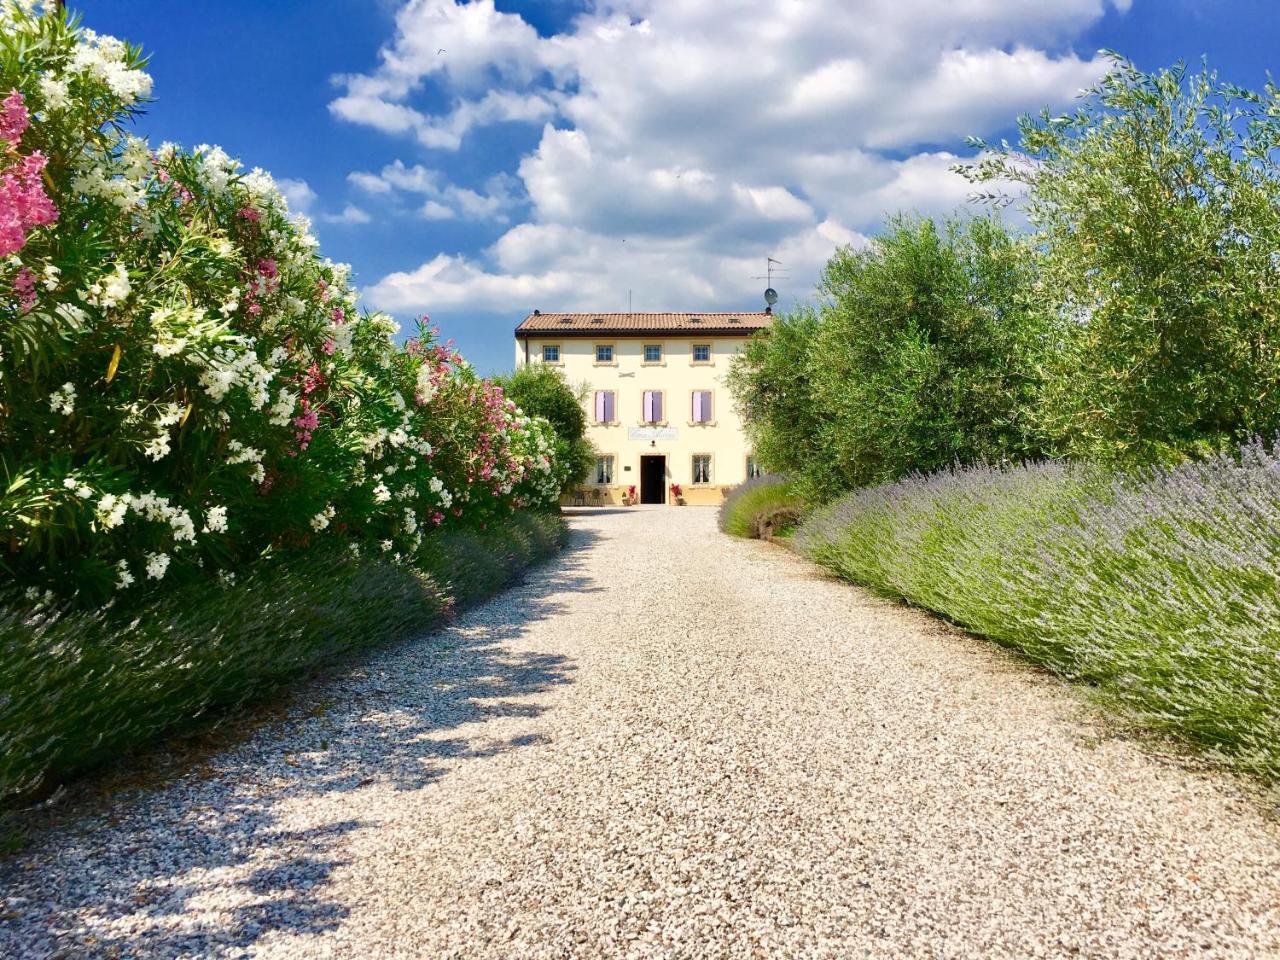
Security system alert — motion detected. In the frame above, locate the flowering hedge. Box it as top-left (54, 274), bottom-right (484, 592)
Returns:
top-left (0, 4), bottom-right (565, 607)
top-left (795, 441), bottom-right (1280, 781)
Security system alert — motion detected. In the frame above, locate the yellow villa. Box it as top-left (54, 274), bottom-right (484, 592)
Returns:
top-left (514, 310), bottom-right (773, 506)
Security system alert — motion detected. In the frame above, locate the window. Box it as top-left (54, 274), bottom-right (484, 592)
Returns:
top-left (691, 390), bottom-right (712, 423)
top-left (595, 455), bottom-right (614, 485)
top-left (642, 390), bottom-right (664, 424)
top-left (593, 390), bottom-right (616, 424)
top-left (692, 344), bottom-right (711, 363)
top-left (692, 454), bottom-right (712, 485)
top-left (746, 456), bottom-right (764, 479)
top-left (643, 344), bottom-right (662, 363)
top-left (541, 344), bottom-right (560, 363)
top-left (595, 344), bottom-right (613, 363)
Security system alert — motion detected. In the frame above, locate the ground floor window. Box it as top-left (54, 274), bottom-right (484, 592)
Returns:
top-left (692, 454), bottom-right (712, 484)
top-left (595, 455), bottom-right (614, 485)
top-left (746, 456), bottom-right (764, 479)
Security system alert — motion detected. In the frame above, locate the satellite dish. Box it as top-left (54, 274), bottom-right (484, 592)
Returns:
top-left (764, 287), bottom-right (778, 305)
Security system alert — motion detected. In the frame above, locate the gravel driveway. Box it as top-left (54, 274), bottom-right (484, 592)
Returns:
top-left (3, 506), bottom-right (1280, 958)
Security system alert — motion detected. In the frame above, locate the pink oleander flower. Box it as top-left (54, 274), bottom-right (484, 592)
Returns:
top-left (247, 302), bottom-right (262, 316)
top-left (0, 91), bottom-right (29, 148)
top-left (238, 206), bottom-right (260, 222)
top-left (0, 152), bottom-right (58, 257)
top-left (331, 306), bottom-right (345, 324)
top-left (321, 338), bottom-right (335, 356)
top-left (292, 400), bottom-right (320, 434)
top-left (13, 265), bottom-right (36, 313)
top-left (258, 258), bottom-right (278, 279)
top-left (431, 511), bottom-right (444, 526)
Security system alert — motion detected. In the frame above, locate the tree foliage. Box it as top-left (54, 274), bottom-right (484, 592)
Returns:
top-left (964, 57), bottom-right (1280, 462)
top-left (494, 363), bottom-right (593, 492)
top-left (732, 216), bottom-right (1050, 501)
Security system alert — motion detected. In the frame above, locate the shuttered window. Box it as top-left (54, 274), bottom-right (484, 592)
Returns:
top-left (593, 390), bottom-right (616, 423)
top-left (642, 391), bottom-right (663, 423)
top-left (691, 390), bottom-right (712, 423)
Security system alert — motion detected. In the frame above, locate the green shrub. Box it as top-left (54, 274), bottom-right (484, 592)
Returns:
top-left (0, 511), bottom-right (566, 806)
top-left (964, 58), bottom-right (1280, 463)
top-left (0, 6), bottom-right (564, 606)
top-left (718, 475), bottom-right (806, 539)
top-left (494, 364), bottom-right (594, 494)
top-left (797, 441), bottom-right (1280, 781)
top-left (730, 216), bottom-right (1049, 502)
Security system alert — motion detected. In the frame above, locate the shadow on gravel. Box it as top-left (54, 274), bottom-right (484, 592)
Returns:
top-left (0, 527), bottom-right (598, 959)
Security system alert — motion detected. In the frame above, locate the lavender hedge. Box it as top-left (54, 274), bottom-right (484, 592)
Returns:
top-left (796, 438), bottom-right (1280, 781)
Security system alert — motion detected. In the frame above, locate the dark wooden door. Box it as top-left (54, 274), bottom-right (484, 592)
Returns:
top-left (640, 455), bottom-right (666, 504)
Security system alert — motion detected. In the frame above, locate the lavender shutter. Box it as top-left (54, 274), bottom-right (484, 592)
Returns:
top-left (643, 391), bottom-right (653, 422)
top-left (595, 392), bottom-right (605, 423)
top-left (604, 392), bottom-right (615, 422)
top-left (692, 391), bottom-right (703, 422)
top-left (653, 392), bottom-right (663, 422)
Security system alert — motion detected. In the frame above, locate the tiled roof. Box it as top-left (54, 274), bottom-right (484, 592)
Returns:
top-left (514, 311), bottom-right (773, 336)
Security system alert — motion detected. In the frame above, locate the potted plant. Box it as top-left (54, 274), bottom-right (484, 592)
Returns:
top-left (624, 484), bottom-right (637, 506)
top-left (670, 482), bottom-right (684, 506)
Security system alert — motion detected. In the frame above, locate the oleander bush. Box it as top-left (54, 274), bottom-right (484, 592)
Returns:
top-left (0, 510), bottom-right (565, 806)
top-left (718, 475), bottom-right (805, 540)
top-left (0, 4), bottom-right (564, 607)
top-left (0, 4), bottom-right (571, 807)
top-left (796, 439), bottom-right (1280, 780)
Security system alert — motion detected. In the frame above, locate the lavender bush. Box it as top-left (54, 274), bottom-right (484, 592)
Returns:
top-left (718, 474), bottom-right (804, 539)
top-left (797, 439), bottom-right (1280, 781)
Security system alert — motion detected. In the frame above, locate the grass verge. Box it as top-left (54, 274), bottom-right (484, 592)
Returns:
top-left (0, 510), bottom-right (567, 810)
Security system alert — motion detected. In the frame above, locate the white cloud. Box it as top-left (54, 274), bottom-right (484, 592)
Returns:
top-left (348, 160), bottom-right (520, 222)
top-left (321, 204), bottom-right (373, 225)
top-left (339, 0), bottom-right (1130, 316)
top-left (276, 177), bottom-right (317, 214)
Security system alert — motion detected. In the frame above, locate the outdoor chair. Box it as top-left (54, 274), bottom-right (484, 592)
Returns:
top-left (572, 488), bottom-right (586, 506)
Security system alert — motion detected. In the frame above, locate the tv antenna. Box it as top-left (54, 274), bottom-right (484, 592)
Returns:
top-left (752, 256), bottom-right (788, 307)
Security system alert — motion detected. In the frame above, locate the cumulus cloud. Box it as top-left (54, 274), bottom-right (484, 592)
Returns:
top-left (276, 177), bottom-right (317, 214)
top-left (348, 160), bottom-right (520, 223)
top-left (321, 204), bottom-right (373, 225)
top-left (335, 0), bottom-right (1130, 314)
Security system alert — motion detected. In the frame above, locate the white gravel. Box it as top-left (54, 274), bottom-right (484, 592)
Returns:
top-left (3, 505), bottom-right (1280, 958)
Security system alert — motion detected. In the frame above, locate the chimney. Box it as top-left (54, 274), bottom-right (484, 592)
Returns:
top-left (533, 308), bottom-right (541, 316)
top-left (765, 306), bottom-right (772, 315)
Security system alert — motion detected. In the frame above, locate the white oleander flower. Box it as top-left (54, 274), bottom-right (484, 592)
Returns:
top-left (115, 559), bottom-right (134, 589)
top-left (97, 494), bottom-right (128, 529)
top-left (49, 382), bottom-right (76, 415)
top-left (203, 505), bottom-right (228, 533)
top-left (145, 552), bottom-right (170, 580)
top-left (38, 75), bottom-right (68, 110)
top-left (311, 505), bottom-right (335, 531)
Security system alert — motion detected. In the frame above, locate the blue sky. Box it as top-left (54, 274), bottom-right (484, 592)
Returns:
top-left (88, 0), bottom-right (1279, 374)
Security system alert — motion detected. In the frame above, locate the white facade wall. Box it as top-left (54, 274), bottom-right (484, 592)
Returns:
top-left (515, 334), bottom-right (761, 504)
